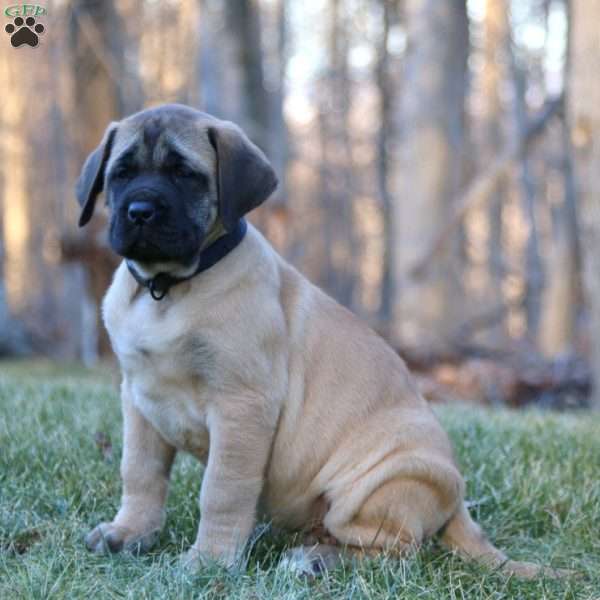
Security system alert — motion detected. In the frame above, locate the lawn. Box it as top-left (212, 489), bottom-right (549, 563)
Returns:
top-left (0, 361), bottom-right (599, 599)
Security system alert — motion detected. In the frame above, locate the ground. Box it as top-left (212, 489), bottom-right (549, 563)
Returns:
top-left (0, 362), bottom-right (599, 599)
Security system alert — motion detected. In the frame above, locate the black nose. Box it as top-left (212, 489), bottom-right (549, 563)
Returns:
top-left (127, 201), bottom-right (157, 224)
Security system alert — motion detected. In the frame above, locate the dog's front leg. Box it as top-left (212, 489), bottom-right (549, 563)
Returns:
top-left (184, 399), bottom-right (275, 568)
top-left (86, 381), bottom-right (176, 554)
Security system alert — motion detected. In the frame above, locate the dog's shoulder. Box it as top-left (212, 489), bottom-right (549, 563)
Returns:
top-left (102, 261), bottom-right (136, 334)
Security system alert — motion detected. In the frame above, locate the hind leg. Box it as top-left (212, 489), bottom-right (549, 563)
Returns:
top-left (280, 479), bottom-right (443, 576)
top-left (326, 477), bottom-right (457, 557)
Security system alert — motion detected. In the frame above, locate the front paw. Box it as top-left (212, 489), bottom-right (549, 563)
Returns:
top-left (180, 547), bottom-right (204, 572)
top-left (180, 545), bottom-right (238, 572)
top-left (85, 521), bottom-right (159, 555)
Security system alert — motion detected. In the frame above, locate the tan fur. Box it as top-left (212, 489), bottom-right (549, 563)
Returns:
top-left (85, 226), bottom-right (566, 578)
top-left (85, 110), bottom-right (568, 578)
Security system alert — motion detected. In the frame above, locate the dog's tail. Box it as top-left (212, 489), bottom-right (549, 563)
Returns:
top-left (439, 503), bottom-right (571, 579)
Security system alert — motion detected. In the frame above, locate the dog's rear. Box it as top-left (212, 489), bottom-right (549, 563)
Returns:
top-left (273, 266), bottom-right (571, 579)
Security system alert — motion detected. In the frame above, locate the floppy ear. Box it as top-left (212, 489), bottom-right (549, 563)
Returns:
top-left (75, 123), bottom-right (119, 227)
top-left (208, 122), bottom-right (278, 231)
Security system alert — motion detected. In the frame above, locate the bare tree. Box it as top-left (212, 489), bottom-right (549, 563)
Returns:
top-left (510, 43), bottom-right (544, 338)
top-left (538, 5), bottom-right (580, 357)
top-left (315, 0), bottom-right (358, 307)
top-left (391, 0), bottom-right (469, 350)
top-left (67, 0), bottom-right (127, 359)
top-left (69, 0), bottom-right (127, 146)
top-left (568, 0), bottom-right (600, 407)
top-left (224, 0), bottom-right (270, 151)
top-left (481, 0), bottom-right (509, 317)
top-left (0, 154), bottom-right (28, 356)
top-left (220, 0), bottom-right (289, 225)
top-left (375, 0), bottom-right (397, 323)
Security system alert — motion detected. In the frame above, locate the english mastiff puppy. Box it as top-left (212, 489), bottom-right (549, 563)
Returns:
top-left (78, 104), bottom-right (562, 578)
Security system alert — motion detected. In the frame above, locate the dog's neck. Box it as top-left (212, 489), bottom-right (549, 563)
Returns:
top-left (126, 219), bottom-right (247, 301)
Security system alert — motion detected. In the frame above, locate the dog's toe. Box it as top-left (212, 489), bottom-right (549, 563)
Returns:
top-left (180, 547), bottom-right (202, 571)
top-left (85, 522), bottom-right (114, 553)
top-left (85, 522), bottom-right (158, 555)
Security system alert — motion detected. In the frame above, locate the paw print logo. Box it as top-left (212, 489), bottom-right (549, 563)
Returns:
top-left (5, 16), bottom-right (45, 48)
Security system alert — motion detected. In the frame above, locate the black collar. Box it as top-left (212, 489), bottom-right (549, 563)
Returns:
top-left (126, 219), bottom-right (247, 301)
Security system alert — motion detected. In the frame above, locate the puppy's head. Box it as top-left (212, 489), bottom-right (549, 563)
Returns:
top-left (75, 104), bottom-right (277, 269)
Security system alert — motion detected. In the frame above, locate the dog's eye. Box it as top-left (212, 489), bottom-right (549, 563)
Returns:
top-left (111, 165), bottom-right (131, 180)
top-left (173, 165), bottom-right (195, 179)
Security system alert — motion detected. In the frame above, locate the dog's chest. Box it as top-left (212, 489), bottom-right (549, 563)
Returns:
top-left (107, 296), bottom-right (215, 457)
top-left (131, 372), bottom-right (210, 458)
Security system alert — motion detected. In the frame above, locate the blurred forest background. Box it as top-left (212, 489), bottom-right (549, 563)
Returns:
top-left (1, 0), bottom-right (600, 410)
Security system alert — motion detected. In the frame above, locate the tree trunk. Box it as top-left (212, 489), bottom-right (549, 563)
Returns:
top-left (315, 0), bottom-right (358, 308)
top-left (224, 0), bottom-right (270, 152)
top-left (391, 0), bottom-right (469, 349)
top-left (481, 0), bottom-right (508, 313)
top-left (539, 9), bottom-right (580, 357)
top-left (69, 0), bottom-right (126, 146)
top-left (68, 0), bottom-right (126, 360)
top-left (198, 0), bottom-right (228, 117)
top-left (511, 54), bottom-right (543, 339)
top-left (568, 0), bottom-right (600, 407)
top-left (266, 0), bottom-right (289, 207)
top-left (375, 0), bottom-right (395, 324)
top-left (0, 134), bottom-right (29, 356)
top-left (222, 0), bottom-right (288, 234)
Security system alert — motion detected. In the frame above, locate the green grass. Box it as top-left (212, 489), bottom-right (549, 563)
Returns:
top-left (0, 361), bottom-right (599, 599)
